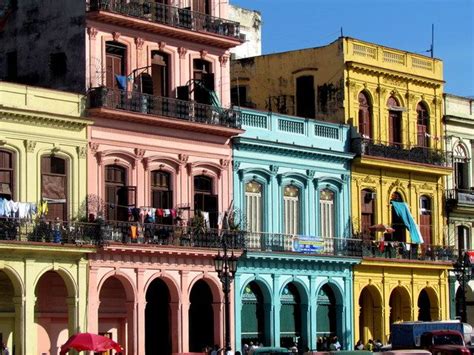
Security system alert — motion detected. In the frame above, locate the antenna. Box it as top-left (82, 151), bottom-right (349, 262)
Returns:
top-left (431, 23), bottom-right (434, 58)
top-left (340, 27), bottom-right (343, 37)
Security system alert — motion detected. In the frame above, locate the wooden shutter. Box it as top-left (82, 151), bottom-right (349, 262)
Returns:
top-left (419, 215), bottom-right (431, 246)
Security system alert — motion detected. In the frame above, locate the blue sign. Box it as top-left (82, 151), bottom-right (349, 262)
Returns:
top-left (292, 235), bottom-right (325, 254)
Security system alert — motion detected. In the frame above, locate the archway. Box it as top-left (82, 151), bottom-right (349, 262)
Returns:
top-left (189, 280), bottom-right (214, 352)
top-left (358, 285), bottom-right (383, 344)
top-left (0, 271), bottom-right (16, 352)
top-left (35, 271), bottom-right (71, 355)
top-left (418, 289), bottom-right (431, 321)
top-left (145, 278), bottom-right (171, 355)
top-left (98, 276), bottom-right (133, 352)
top-left (389, 286), bottom-right (411, 324)
top-left (280, 282), bottom-right (302, 349)
top-left (241, 281), bottom-right (266, 347)
top-left (316, 284), bottom-right (337, 339)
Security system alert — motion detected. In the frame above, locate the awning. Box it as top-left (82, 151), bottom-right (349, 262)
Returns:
top-left (391, 201), bottom-right (424, 244)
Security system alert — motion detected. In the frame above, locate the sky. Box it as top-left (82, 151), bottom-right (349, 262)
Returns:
top-left (230, 0), bottom-right (474, 97)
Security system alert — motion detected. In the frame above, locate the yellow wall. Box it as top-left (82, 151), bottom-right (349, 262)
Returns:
top-left (0, 82), bottom-right (90, 218)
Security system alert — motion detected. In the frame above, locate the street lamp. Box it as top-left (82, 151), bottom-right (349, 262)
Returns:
top-left (213, 237), bottom-right (239, 354)
top-left (453, 252), bottom-right (473, 323)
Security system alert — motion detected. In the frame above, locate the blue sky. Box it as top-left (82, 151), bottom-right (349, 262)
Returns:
top-left (231, 0), bottom-right (474, 97)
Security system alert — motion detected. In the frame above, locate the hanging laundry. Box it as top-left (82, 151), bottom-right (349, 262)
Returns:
top-left (201, 211), bottom-right (210, 229)
top-left (157, 209), bottom-right (164, 217)
top-left (130, 225), bottom-right (138, 239)
top-left (164, 209), bottom-right (170, 217)
top-left (149, 208), bottom-right (156, 222)
top-left (18, 202), bottom-right (30, 219)
top-left (9, 200), bottom-right (19, 216)
top-left (170, 209), bottom-right (176, 218)
top-left (0, 198), bottom-right (5, 216)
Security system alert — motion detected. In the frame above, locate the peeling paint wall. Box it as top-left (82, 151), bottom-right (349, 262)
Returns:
top-left (228, 4), bottom-right (262, 59)
top-left (0, 0), bottom-right (86, 93)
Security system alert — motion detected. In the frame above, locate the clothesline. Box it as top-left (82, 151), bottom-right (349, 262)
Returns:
top-left (0, 198), bottom-right (45, 220)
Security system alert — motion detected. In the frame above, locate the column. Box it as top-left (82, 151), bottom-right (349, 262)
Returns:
top-left (87, 267), bottom-right (99, 334)
top-left (170, 302), bottom-right (181, 353)
top-left (272, 275), bottom-right (281, 347)
top-left (212, 301), bottom-right (223, 348)
top-left (66, 296), bottom-right (79, 336)
top-left (308, 276), bottom-right (317, 350)
top-left (24, 259), bottom-right (36, 355)
top-left (234, 275), bottom-right (242, 353)
top-left (180, 270), bottom-right (190, 352)
top-left (126, 301), bottom-right (137, 355)
top-left (12, 296), bottom-right (24, 355)
top-left (136, 270), bottom-right (146, 355)
top-left (344, 275), bottom-right (353, 350)
top-left (306, 175), bottom-right (316, 235)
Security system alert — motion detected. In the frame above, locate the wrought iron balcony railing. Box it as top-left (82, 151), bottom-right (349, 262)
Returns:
top-left (446, 188), bottom-right (474, 207)
top-left (352, 137), bottom-right (447, 166)
top-left (87, 0), bottom-right (241, 40)
top-left (0, 218), bottom-right (246, 249)
top-left (87, 88), bottom-right (242, 129)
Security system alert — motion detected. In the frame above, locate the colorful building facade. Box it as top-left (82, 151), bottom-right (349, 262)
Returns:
top-left (0, 82), bottom-right (94, 355)
top-left (232, 108), bottom-right (358, 351)
top-left (231, 37), bottom-right (453, 344)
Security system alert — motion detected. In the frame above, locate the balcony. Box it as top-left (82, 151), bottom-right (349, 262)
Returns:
top-left (352, 138), bottom-right (447, 167)
top-left (87, 0), bottom-right (241, 48)
top-left (245, 231), bottom-right (455, 262)
top-left (0, 218), bottom-right (246, 249)
top-left (446, 188), bottom-right (474, 209)
top-left (87, 88), bottom-right (242, 132)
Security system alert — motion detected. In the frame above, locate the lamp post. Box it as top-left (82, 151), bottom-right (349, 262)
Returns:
top-left (453, 252), bottom-right (472, 323)
top-left (213, 236), bottom-right (239, 354)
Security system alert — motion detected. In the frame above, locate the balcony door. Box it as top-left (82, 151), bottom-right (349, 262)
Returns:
top-left (194, 175), bottom-right (218, 228)
top-left (453, 144), bottom-right (470, 190)
top-left (151, 170), bottom-right (173, 224)
top-left (105, 165), bottom-right (135, 221)
top-left (151, 51), bottom-right (170, 97)
top-left (387, 97), bottom-right (402, 146)
top-left (105, 41), bottom-right (126, 90)
top-left (390, 192), bottom-right (406, 242)
top-left (193, 59), bottom-right (213, 105)
top-left (416, 102), bottom-right (430, 147)
top-left (320, 189), bottom-right (335, 239)
top-left (193, 0), bottom-right (210, 14)
top-left (358, 92), bottom-right (372, 139)
top-left (283, 185), bottom-right (300, 235)
top-left (419, 196), bottom-right (432, 246)
top-left (0, 149), bottom-right (14, 200)
top-left (41, 155), bottom-right (68, 221)
top-left (360, 189), bottom-right (375, 239)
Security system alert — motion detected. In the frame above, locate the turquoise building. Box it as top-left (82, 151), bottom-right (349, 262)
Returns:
top-left (232, 108), bottom-right (359, 351)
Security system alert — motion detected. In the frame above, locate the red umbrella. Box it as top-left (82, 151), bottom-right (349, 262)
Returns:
top-left (60, 333), bottom-right (123, 354)
top-left (368, 223), bottom-right (395, 233)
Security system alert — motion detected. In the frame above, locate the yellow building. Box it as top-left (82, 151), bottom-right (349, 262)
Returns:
top-left (0, 82), bottom-right (94, 354)
top-left (231, 37), bottom-right (453, 344)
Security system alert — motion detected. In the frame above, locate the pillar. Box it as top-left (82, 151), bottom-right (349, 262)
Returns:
top-left (12, 296), bottom-right (24, 355)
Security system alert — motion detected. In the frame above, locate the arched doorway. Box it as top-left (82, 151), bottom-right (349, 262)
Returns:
top-left (316, 284), bottom-right (337, 338)
top-left (189, 280), bottom-right (214, 352)
top-left (98, 276), bottom-right (133, 352)
top-left (145, 278), bottom-right (171, 355)
top-left (0, 271), bottom-right (16, 352)
top-left (389, 286), bottom-right (411, 324)
top-left (241, 281), bottom-right (266, 347)
top-left (358, 285), bottom-right (382, 344)
top-left (35, 271), bottom-right (71, 355)
top-left (418, 289), bottom-right (431, 321)
top-left (280, 282), bottom-right (301, 349)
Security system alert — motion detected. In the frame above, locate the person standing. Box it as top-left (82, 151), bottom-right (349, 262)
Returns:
top-left (1, 343), bottom-right (9, 355)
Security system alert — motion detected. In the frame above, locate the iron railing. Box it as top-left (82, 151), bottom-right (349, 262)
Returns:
top-left (446, 188), bottom-right (474, 207)
top-left (87, 88), bottom-right (242, 129)
top-left (0, 218), bottom-right (246, 249)
top-left (87, 0), bottom-right (241, 40)
top-left (352, 138), bottom-right (447, 166)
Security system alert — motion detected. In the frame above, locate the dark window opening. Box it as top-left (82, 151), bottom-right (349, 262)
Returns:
top-left (0, 149), bottom-right (14, 200)
top-left (360, 189), bottom-right (375, 239)
top-left (105, 42), bottom-right (127, 90)
top-left (50, 52), bottom-right (67, 77)
top-left (105, 165), bottom-right (135, 221)
top-left (296, 75), bottom-right (315, 118)
top-left (41, 155), bottom-right (68, 221)
top-left (457, 226), bottom-right (470, 252)
top-left (194, 175), bottom-right (218, 228)
top-left (419, 196), bottom-right (432, 246)
top-left (151, 170), bottom-right (173, 224)
top-left (455, 161), bottom-right (469, 190)
top-left (231, 86), bottom-right (247, 107)
top-left (192, 0), bottom-right (210, 14)
top-left (417, 102), bottom-right (430, 147)
top-left (6, 51), bottom-right (17, 81)
top-left (387, 97), bottom-right (402, 146)
top-left (151, 51), bottom-right (170, 97)
top-left (390, 192), bottom-right (405, 242)
top-left (358, 92), bottom-right (372, 139)
top-left (193, 59), bottom-right (213, 104)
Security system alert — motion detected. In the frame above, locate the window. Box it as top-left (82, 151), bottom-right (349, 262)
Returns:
top-left (358, 92), bottom-right (372, 139)
top-left (283, 185), bottom-right (299, 235)
top-left (6, 51), bottom-right (17, 81)
top-left (105, 165), bottom-right (135, 221)
top-left (194, 175), bottom-right (218, 228)
top-left (296, 76), bottom-right (315, 118)
top-left (231, 86), bottom-right (247, 107)
top-left (416, 102), bottom-right (430, 147)
top-left (193, 59), bottom-right (213, 104)
top-left (151, 170), bottom-right (173, 224)
top-left (453, 144), bottom-right (470, 190)
top-left (245, 181), bottom-right (262, 233)
top-left (419, 196), bottom-right (432, 245)
top-left (192, 0), bottom-right (210, 14)
top-left (320, 189), bottom-right (335, 238)
top-left (360, 189), bottom-right (375, 238)
top-left (387, 96), bottom-right (402, 146)
top-left (458, 225), bottom-right (470, 252)
top-left (105, 42), bottom-right (127, 90)
top-left (41, 155), bottom-right (68, 220)
top-left (390, 192), bottom-right (406, 242)
top-left (151, 51), bottom-right (170, 97)
top-left (50, 52), bottom-right (67, 77)
top-left (0, 149), bottom-right (14, 200)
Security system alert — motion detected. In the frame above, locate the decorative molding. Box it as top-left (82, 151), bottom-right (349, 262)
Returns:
top-left (269, 164), bottom-right (279, 175)
top-left (135, 37), bottom-right (145, 50)
top-left (362, 175), bottom-right (377, 184)
top-left (232, 161), bottom-right (241, 172)
top-left (96, 151), bottom-right (103, 165)
top-left (178, 153), bottom-right (189, 164)
top-left (219, 54), bottom-right (230, 67)
top-left (87, 27), bottom-right (98, 40)
top-left (77, 146), bottom-right (87, 159)
top-left (24, 140), bottom-right (37, 153)
top-left (142, 157), bottom-right (149, 171)
top-left (89, 142), bottom-right (100, 154)
top-left (112, 32), bottom-right (121, 41)
top-left (134, 148), bottom-right (146, 159)
top-left (158, 41), bottom-right (167, 51)
top-left (306, 169), bottom-right (316, 179)
top-left (200, 49), bottom-right (208, 59)
top-left (178, 47), bottom-right (187, 59)
top-left (1, 111), bottom-right (87, 131)
top-left (384, 77), bottom-right (405, 87)
top-left (219, 159), bottom-right (230, 168)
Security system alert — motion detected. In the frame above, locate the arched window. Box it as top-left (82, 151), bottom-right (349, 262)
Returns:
top-left (320, 189), bottom-right (335, 238)
top-left (151, 170), bottom-right (173, 224)
top-left (0, 149), bottom-right (14, 200)
top-left (453, 144), bottom-right (470, 190)
top-left (41, 155), bottom-right (68, 220)
top-left (245, 180), bottom-right (262, 233)
top-left (105, 41), bottom-right (127, 90)
top-left (105, 165), bottom-right (136, 221)
top-left (416, 102), bottom-right (430, 147)
top-left (360, 189), bottom-right (375, 238)
top-left (194, 175), bottom-right (218, 228)
top-left (458, 225), bottom-right (470, 252)
top-left (419, 196), bottom-right (432, 246)
top-left (390, 192), bottom-right (405, 242)
top-left (387, 96), bottom-right (402, 146)
top-left (358, 92), bottom-right (372, 139)
top-left (283, 184), bottom-right (299, 235)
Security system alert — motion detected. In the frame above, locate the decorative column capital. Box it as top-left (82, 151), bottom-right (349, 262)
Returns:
top-left (112, 32), bottom-right (121, 41)
top-left (158, 41), bottom-right (167, 51)
top-left (77, 145), bottom-right (87, 159)
top-left (232, 161), bottom-right (241, 172)
top-left (24, 140), bottom-right (37, 153)
top-left (87, 27), bottom-right (98, 40)
top-left (200, 49), bottom-right (208, 59)
top-left (178, 153), bottom-right (189, 164)
top-left (219, 54), bottom-right (230, 67)
top-left (135, 37), bottom-right (145, 50)
top-left (89, 142), bottom-right (100, 154)
top-left (178, 47), bottom-right (187, 59)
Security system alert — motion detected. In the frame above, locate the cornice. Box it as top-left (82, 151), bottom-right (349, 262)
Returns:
top-left (346, 61), bottom-right (444, 88)
top-left (0, 107), bottom-right (91, 131)
top-left (444, 116), bottom-right (474, 127)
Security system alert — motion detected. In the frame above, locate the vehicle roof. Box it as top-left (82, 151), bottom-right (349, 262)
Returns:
top-left (423, 330), bottom-right (463, 335)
